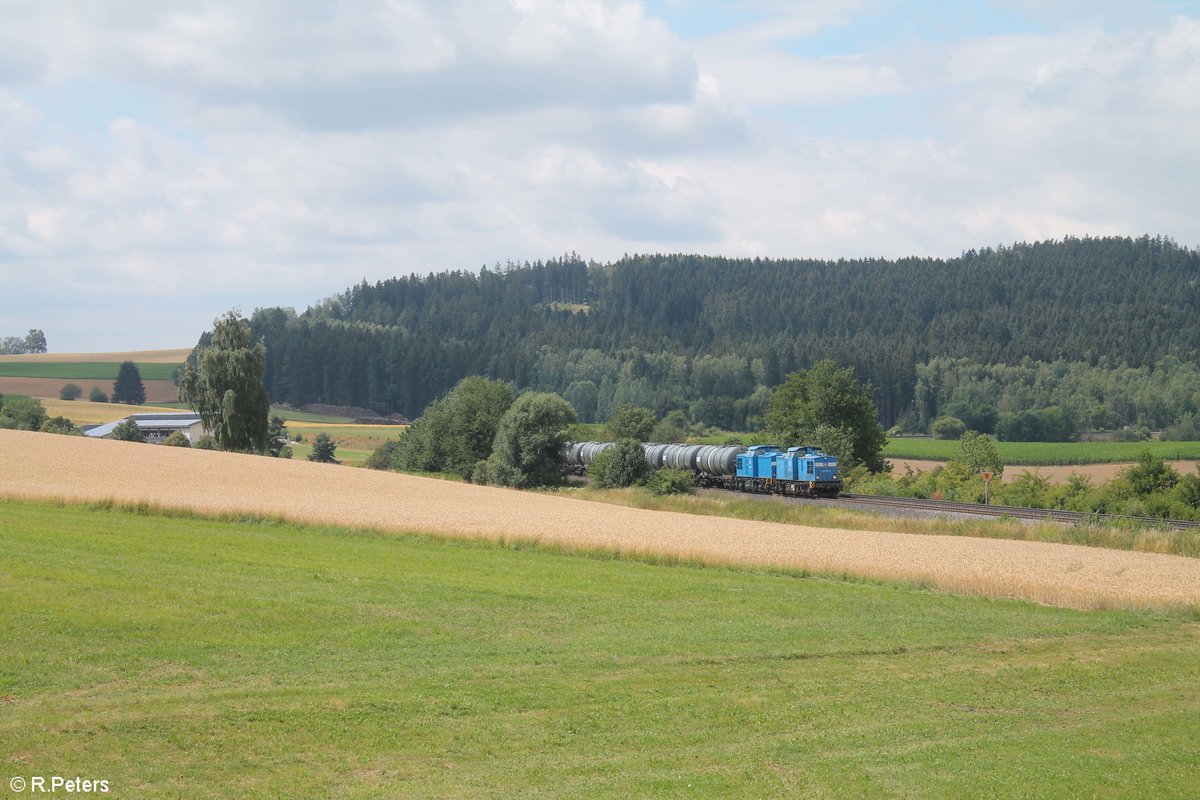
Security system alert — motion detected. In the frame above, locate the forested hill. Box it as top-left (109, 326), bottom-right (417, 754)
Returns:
top-left (243, 235), bottom-right (1200, 428)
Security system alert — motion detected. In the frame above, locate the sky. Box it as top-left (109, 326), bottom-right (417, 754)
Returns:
top-left (1, 0), bottom-right (1198, 351)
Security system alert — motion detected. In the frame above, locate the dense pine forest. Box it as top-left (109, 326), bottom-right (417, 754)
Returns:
top-left (234, 235), bottom-right (1200, 433)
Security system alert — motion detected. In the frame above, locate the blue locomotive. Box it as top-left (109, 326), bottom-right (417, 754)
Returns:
top-left (732, 445), bottom-right (842, 497)
top-left (564, 441), bottom-right (842, 498)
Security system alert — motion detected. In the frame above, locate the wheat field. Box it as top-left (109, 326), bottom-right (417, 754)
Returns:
top-left (3, 428), bottom-right (1199, 610)
top-left (0, 347), bottom-right (191, 363)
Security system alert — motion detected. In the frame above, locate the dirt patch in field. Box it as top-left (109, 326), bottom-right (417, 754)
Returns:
top-left (0, 378), bottom-right (178, 403)
top-left (890, 459), bottom-right (1200, 484)
top-left (3, 428), bottom-right (1198, 611)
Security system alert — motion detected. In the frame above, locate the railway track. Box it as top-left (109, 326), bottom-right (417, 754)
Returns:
top-left (836, 493), bottom-right (1200, 530)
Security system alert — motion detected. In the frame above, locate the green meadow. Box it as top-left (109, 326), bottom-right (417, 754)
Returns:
top-left (0, 362), bottom-right (180, 381)
top-left (884, 438), bottom-right (1200, 465)
top-left (2, 499), bottom-right (1197, 798)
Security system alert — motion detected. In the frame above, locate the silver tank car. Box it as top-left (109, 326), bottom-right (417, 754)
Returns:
top-left (563, 441), bottom-right (745, 476)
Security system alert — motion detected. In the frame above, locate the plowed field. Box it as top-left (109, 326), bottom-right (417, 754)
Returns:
top-left (0, 377), bottom-right (179, 402)
top-left (4, 428), bottom-right (1199, 610)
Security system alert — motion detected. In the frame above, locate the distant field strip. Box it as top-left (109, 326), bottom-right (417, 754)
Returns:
top-left (3, 429), bottom-right (1199, 610)
top-left (39, 398), bottom-right (182, 425)
top-left (0, 361), bottom-right (180, 380)
top-left (0, 378), bottom-right (179, 403)
top-left (0, 347), bottom-right (191, 363)
top-left (885, 439), bottom-right (1200, 464)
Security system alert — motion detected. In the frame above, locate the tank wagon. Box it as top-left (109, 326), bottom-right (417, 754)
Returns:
top-left (563, 441), bottom-right (842, 498)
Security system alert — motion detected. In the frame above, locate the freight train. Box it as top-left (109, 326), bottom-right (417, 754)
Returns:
top-left (563, 441), bottom-right (843, 498)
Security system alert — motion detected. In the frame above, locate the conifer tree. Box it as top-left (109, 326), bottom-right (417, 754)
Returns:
top-left (112, 361), bottom-right (146, 405)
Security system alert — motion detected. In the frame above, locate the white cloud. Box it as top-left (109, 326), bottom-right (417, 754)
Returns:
top-left (0, 1), bottom-right (1198, 350)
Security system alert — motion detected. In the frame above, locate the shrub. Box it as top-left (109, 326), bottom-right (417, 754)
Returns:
top-left (645, 468), bottom-right (695, 496)
top-left (162, 430), bottom-right (191, 447)
top-left (40, 416), bottom-right (82, 436)
top-left (650, 410), bottom-right (690, 443)
top-left (1, 396), bottom-right (47, 431)
top-left (929, 416), bottom-right (967, 440)
top-left (365, 440), bottom-right (401, 470)
top-left (1161, 415), bottom-right (1200, 441)
top-left (89, 387), bottom-right (108, 403)
top-left (59, 383), bottom-right (83, 401)
top-left (590, 438), bottom-right (651, 488)
top-left (195, 435), bottom-right (217, 450)
top-left (110, 419), bottom-right (145, 443)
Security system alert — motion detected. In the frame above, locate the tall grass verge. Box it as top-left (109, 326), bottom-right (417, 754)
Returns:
top-left (556, 486), bottom-right (1200, 559)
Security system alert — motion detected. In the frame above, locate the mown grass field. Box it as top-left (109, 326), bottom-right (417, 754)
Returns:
top-left (288, 423), bottom-right (407, 465)
top-left (2, 498), bottom-right (1197, 798)
top-left (0, 361), bottom-right (180, 381)
top-left (884, 438), bottom-right (1200, 465)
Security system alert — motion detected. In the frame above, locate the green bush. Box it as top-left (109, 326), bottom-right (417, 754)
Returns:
top-left (645, 468), bottom-right (695, 496)
top-left (110, 419), bottom-right (145, 443)
top-left (929, 416), bottom-right (967, 440)
top-left (364, 440), bottom-right (401, 470)
top-left (89, 387), bottom-right (108, 403)
top-left (483, 392), bottom-right (576, 488)
top-left (40, 416), bottom-right (82, 436)
top-left (59, 383), bottom-right (83, 401)
top-left (162, 430), bottom-right (191, 447)
top-left (590, 438), bottom-right (650, 488)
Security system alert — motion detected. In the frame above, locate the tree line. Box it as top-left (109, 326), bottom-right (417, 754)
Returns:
top-left (0, 329), bottom-right (46, 355)
top-left (211, 235), bottom-right (1199, 434)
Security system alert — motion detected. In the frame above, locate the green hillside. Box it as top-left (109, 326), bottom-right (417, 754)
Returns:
top-left (236, 236), bottom-right (1200, 430)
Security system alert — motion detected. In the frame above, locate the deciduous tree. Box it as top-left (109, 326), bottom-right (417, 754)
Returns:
top-left (179, 311), bottom-right (270, 452)
top-left (482, 392), bottom-right (576, 487)
top-left (606, 404), bottom-right (656, 442)
top-left (765, 360), bottom-right (887, 472)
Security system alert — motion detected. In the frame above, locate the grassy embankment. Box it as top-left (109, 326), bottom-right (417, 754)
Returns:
top-left (2, 497), bottom-right (1197, 798)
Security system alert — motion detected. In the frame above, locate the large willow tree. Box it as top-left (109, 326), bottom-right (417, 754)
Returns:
top-left (179, 311), bottom-right (270, 452)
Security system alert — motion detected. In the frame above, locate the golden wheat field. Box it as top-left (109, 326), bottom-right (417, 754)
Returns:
top-left (39, 398), bottom-right (182, 425)
top-left (3, 428), bottom-right (1199, 611)
top-left (0, 347), bottom-right (191, 363)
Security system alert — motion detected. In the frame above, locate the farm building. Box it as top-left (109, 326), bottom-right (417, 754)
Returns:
top-left (85, 413), bottom-right (207, 444)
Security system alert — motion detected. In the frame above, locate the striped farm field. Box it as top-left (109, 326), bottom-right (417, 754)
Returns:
top-left (4, 428), bottom-right (1200, 610)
